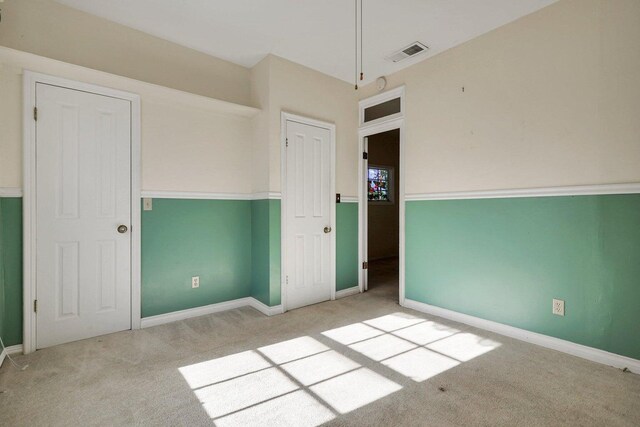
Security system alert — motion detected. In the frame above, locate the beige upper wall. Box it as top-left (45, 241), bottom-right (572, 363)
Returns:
top-left (359, 0), bottom-right (640, 194)
top-left (0, 0), bottom-right (251, 106)
top-left (265, 55), bottom-right (359, 195)
top-left (4, 0), bottom-right (638, 196)
top-left (0, 47), bottom-right (255, 193)
top-left (249, 57), bottom-right (273, 194)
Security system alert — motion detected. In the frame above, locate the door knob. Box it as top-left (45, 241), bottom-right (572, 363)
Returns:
top-left (117, 224), bottom-right (128, 234)
top-left (324, 226), bottom-right (332, 233)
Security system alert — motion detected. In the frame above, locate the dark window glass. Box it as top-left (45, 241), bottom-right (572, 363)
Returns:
top-left (364, 98), bottom-right (401, 123)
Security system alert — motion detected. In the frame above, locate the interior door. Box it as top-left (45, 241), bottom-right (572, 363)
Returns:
top-left (36, 83), bottom-right (132, 349)
top-left (285, 119), bottom-right (334, 310)
top-left (363, 137), bottom-right (369, 291)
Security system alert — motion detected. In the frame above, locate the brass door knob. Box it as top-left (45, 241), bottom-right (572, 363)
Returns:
top-left (324, 226), bottom-right (332, 233)
top-left (117, 225), bottom-right (128, 234)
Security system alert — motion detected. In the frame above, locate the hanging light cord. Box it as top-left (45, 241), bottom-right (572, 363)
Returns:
top-left (354, 0), bottom-right (358, 90)
top-left (360, 0), bottom-right (363, 82)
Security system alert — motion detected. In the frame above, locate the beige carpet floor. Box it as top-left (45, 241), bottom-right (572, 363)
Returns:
top-left (1, 258), bottom-right (639, 426)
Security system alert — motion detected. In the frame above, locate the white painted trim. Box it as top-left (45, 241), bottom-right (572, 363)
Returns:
top-left (406, 183), bottom-right (640, 201)
top-left (336, 286), bottom-right (361, 299)
top-left (141, 298), bottom-right (252, 328)
top-left (141, 191), bottom-right (252, 200)
top-left (248, 298), bottom-right (285, 316)
top-left (140, 191), bottom-right (282, 200)
top-left (252, 192), bottom-right (283, 200)
top-left (4, 188), bottom-right (285, 201)
top-left (22, 71), bottom-right (142, 353)
top-left (140, 297), bottom-right (282, 328)
top-left (340, 196), bottom-right (358, 203)
top-left (358, 111), bottom-right (406, 304)
top-left (0, 188), bottom-right (23, 197)
top-left (281, 112), bottom-right (337, 312)
top-left (358, 86), bottom-right (406, 128)
top-left (0, 344), bottom-right (24, 368)
top-left (5, 344), bottom-right (23, 355)
top-left (403, 298), bottom-right (640, 374)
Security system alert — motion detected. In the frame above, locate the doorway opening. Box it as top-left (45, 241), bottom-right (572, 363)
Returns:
top-left (358, 86), bottom-right (405, 305)
top-left (365, 130), bottom-right (400, 302)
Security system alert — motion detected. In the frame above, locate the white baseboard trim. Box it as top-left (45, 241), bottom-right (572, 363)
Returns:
top-left (6, 344), bottom-right (23, 355)
top-left (140, 297), bottom-right (283, 328)
top-left (248, 298), bottom-right (284, 316)
top-left (403, 298), bottom-right (640, 374)
top-left (141, 298), bottom-right (252, 328)
top-left (0, 344), bottom-right (24, 368)
top-left (336, 286), bottom-right (360, 299)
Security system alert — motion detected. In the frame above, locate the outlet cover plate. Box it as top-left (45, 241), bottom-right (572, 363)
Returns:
top-left (192, 276), bottom-right (200, 289)
top-left (552, 298), bottom-right (565, 316)
top-left (143, 198), bottom-right (153, 211)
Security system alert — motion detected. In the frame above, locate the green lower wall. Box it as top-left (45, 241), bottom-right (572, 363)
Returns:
top-left (141, 199), bottom-right (252, 317)
top-left (0, 198), bottom-right (23, 347)
top-left (337, 203), bottom-right (359, 291)
top-left (0, 202), bottom-right (5, 346)
top-left (251, 199), bottom-right (281, 306)
top-left (0, 196), bottom-right (358, 345)
top-left (3, 194), bottom-right (639, 361)
top-left (406, 194), bottom-right (640, 360)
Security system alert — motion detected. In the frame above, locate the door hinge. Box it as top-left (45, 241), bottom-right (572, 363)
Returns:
top-left (362, 152), bottom-right (368, 160)
top-left (33, 106), bottom-right (38, 121)
top-left (34, 299), bottom-right (38, 313)
top-left (286, 137), bottom-right (289, 148)
top-left (286, 275), bottom-right (289, 285)
top-left (362, 262), bottom-right (368, 269)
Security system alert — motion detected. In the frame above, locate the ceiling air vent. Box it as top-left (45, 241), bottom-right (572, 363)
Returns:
top-left (386, 42), bottom-right (429, 63)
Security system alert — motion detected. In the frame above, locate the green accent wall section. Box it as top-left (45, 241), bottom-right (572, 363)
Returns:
top-left (336, 203), bottom-right (359, 291)
top-left (141, 199), bottom-right (252, 317)
top-left (268, 201), bottom-right (281, 306)
top-left (406, 195), bottom-right (640, 360)
top-left (0, 201), bottom-right (5, 346)
top-left (250, 199), bottom-right (281, 307)
top-left (0, 198), bottom-right (23, 347)
top-left (0, 196), bottom-right (356, 344)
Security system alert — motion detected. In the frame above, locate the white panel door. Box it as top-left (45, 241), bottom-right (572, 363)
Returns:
top-left (36, 83), bottom-right (132, 349)
top-left (285, 120), bottom-right (333, 310)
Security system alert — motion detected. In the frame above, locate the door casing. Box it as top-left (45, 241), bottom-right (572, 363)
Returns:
top-left (280, 112), bottom-right (336, 312)
top-left (358, 86), bottom-right (406, 304)
top-left (23, 71), bottom-right (142, 354)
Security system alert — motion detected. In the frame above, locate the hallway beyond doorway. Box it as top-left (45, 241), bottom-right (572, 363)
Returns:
top-left (368, 257), bottom-right (399, 304)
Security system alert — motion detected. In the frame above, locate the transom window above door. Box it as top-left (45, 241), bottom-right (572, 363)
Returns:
top-left (368, 166), bottom-right (393, 203)
top-left (359, 86), bottom-right (404, 127)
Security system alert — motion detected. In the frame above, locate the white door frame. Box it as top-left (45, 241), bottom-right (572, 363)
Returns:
top-left (358, 86), bottom-right (405, 304)
top-left (22, 71), bottom-right (142, 354)
top-left (280, 112), bottom-right (337, 312)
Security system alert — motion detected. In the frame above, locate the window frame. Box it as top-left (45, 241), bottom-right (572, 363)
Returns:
top-left (367, 164), bottom-right (395, 204)
top-left (358, 86), bottom-right (405, 128)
